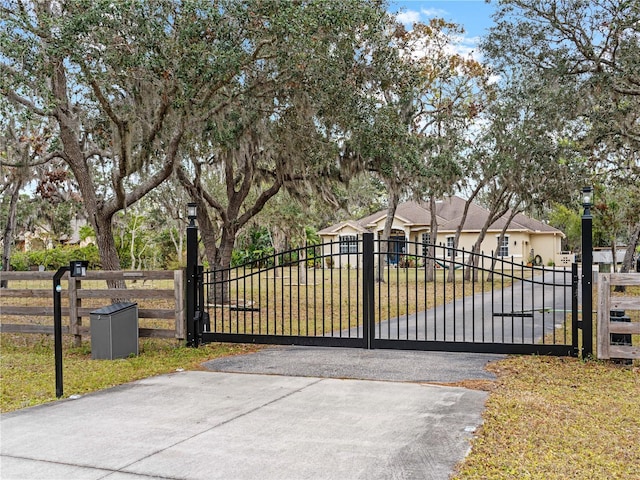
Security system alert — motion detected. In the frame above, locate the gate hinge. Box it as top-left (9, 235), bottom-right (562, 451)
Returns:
top-left (576, 320), bottom-right (583, 329)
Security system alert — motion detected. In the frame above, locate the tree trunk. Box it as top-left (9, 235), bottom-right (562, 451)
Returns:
top-left (621, 221), bottom-right (640, 273)
top-left (1, 177), bottom-right (23, 288)
top-left (212, 226), bottom-right (238, 305)
top-left (614, 221), bottom-right (640, 293)
top-left (487, 207), bottom-right (521, 282)
top-left (93, 215), bottom-right (120, 271)
top-left (465, 191), bottom-right (512, 282)
top-left (129, 219), bottom-right (138, 270)
top-left (271, 228), bottom-right (285, 276)
top-left (610, 239), bottom-right (618, 274)
top-left (425, 195), bottom-right (438, 283)
top-left (93, 215), bottom-right (125, 289)
top-left (447, 186), bottom-right (482, 283)
top-left (298, 242), bottom-right (307, 285)
top-left (377, 186), bottom-right (400, 282)
top-left (197, 203), bottom-right (220, 272)
top-left (168, 226), bottom-right (183, 266)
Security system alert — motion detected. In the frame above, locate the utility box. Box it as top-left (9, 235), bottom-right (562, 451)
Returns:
top-left (90, 302), bottom-right (139, 360)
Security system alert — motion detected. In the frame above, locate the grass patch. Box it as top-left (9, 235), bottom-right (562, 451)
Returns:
top-left (0, 333), bottom-right (259, 413)
top-left (453, 356), bottom-right (640, 479)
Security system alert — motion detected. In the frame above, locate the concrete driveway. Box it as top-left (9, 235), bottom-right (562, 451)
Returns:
top-left (1, 348), bottom-right (502, 480)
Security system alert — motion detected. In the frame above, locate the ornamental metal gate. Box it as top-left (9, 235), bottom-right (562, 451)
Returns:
top-left (193, 233), bottom-right (579, 356)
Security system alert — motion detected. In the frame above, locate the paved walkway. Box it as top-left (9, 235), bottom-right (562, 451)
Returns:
top-left (1, 349), bottom-right (501, 480)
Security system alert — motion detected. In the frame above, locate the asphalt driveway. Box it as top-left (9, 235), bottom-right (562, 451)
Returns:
top-left (203, 345), bottom-right (503, 383)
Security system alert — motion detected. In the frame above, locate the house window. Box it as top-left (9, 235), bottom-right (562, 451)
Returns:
top-left (339, 235), bottom-right (358, 254)
top-left (497, 236), bottom-right (509, 257)
top-left (446, 236), bottom-right (455, 257)
top-left (421, 233), bottom-right (431, 256)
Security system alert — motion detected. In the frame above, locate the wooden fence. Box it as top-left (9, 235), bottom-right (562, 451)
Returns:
top-left (597, 273), bottom-right (640, 360)
top-left (0, 270), bottom-right (185, 342)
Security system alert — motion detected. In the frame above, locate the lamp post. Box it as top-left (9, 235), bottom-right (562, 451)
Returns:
top-left (581, 186), bottom-right (593, 358)
top-left (186, 203), bottom-right (199, 347)
top-left (53, 260), bottom-right (88, 398)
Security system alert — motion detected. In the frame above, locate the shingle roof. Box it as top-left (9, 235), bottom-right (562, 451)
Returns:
top-left (359, 201), bottom-right (434, 227)
top-left (320, 196), bottom-right (564, 236)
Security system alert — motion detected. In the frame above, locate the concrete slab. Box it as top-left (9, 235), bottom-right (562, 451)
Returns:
top-left (1, 371), bottom-right (488, 480)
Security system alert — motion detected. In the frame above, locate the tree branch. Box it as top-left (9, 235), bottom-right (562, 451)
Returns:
top-left (2, 88), bottom-right (49, 117)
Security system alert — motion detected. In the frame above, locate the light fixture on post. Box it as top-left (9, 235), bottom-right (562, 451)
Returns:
top-left (581, 186), bottom-right (593, 358)
top-left (187, 202), bottom-right (197, 226)
top-left (582, 186), bottom-right (593, 214)
top-left (186, 202), bottom-right (199, 347)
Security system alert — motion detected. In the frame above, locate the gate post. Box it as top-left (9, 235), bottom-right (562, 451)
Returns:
top-left (186, 203), bottom-right (199, 347)
top-left (362, 233), bottom-right (375, 349)
top-left (581, 187), bottom-right (593, 358)
top-left (571, 263), bottom-right (579, 356)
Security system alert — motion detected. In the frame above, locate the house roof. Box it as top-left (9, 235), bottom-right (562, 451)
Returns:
top-left (438, 209), bottom-right (560, 233)
top-left (358, 201), bottom-right (435, 227)
top-left (320, 196), bottom-right (564, 237)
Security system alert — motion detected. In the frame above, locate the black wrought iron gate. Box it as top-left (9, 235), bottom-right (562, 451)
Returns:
top-left (192, 233), bottom-right (579, 356)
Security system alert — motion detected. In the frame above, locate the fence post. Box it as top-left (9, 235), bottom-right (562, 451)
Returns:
top-left (597, 274), bottom-right (611, 360)
top-left (174, 270), bottom-right (185, 340)
top-left (362, 233), bottom-right (375, 349)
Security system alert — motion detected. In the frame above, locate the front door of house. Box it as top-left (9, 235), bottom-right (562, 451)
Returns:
top-left (388, 235), bottom-right (406, 265)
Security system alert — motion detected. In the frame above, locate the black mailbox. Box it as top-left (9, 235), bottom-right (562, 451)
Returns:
top-left (70, 260), bottom-right (89, 277)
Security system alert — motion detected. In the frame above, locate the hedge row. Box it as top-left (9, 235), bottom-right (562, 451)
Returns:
top-left (8, 245), bottom-right (101, 271)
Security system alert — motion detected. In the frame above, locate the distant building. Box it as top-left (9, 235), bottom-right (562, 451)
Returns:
top-left (318, 196), bottom-right (567, 267)
top-left (593, 247), bottom-right (628, 273)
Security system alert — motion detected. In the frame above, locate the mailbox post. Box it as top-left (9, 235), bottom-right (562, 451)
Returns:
top-left (53, 260), bottom-right (88, 398)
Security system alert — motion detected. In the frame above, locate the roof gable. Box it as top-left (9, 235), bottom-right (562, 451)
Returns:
top-left (317, 220), bottom-right (369, 236)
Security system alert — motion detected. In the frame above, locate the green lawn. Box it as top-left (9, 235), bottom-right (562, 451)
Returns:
top-left (0, 334), bottom-right (257, 412)
top-left (452, 356), bottom-right (640, 480)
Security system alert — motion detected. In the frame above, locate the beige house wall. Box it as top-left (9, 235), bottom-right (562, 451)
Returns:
top-left (320, 224), bottom-right (363, 268)
top-left (320, 225), bottom-right (564, 268)
top-left (530, 234), bottom-right (564, 266)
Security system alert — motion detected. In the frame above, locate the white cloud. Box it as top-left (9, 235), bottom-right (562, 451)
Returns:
top-left (421, 8), bottom-right (448, 17)
top-left (396, 10), bottom-right (422, 25)
top-left (448, 35), bottom-right (483, 61)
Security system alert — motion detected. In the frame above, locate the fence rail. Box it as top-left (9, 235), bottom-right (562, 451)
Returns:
top-left (597, 273), bottom-right (640, 360)
top-left (1, 270), bottom-right (185, 341)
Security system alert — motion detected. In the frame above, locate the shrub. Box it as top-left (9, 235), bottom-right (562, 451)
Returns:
top-left (10, 244), bottom-right (101, 271)
top-left (8, 251), bottom-right (30, 271)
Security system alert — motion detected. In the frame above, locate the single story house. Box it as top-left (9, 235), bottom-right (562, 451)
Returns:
top-left (318, 196), bottom-right (568, 267)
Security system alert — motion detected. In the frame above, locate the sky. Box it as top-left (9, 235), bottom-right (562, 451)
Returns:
top-left (388, 0), bottom-right (498, 56)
